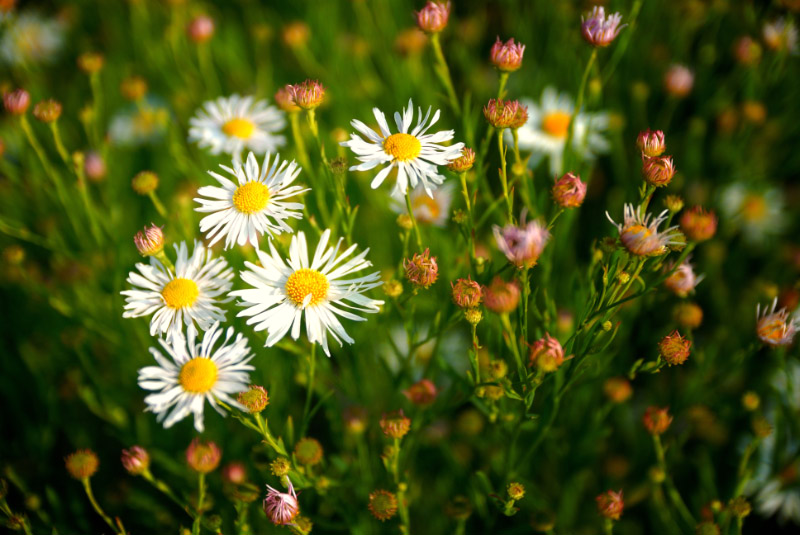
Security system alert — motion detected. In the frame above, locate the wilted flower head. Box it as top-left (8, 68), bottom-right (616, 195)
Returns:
top-left (65, 449), bottom-right (99, 480)
top-left (664, 260), bottom-right (703, 297)
top-left (763, 18), bottom-right (798, 53)
top-left (3, 88), bottom-right (30, 115)
top-left (552, 172), bottom-right (587, 208)
top-left (483, 277), bottom-right (520, 314)
top-left (238, 385), bottom-right (270, 413)
top-left (603, 377), bottom-right (632, 403)
top-left (416, 1), bottom-right (451, 34)
top-left (447, 147), bottom-right (476, 172)
top-left (493, 215), bottom-right (550, 268)
top-left (606, 204), bottom-right (681, 256)
top-left (186, 439), bottom-right (221, 473)
top-left (380, 409), bottom-right (411, 439)
top-left (369, 489), bottom-right (399, 521)
top-left (643, 406), bottom-right (672, 435)
top-left (490, 37), bottom-right (525, 72)
top-left (288, 79), bottom-right (325, 110)
top-left (222, 462), bottom-right (247, 485)
top-left (664, 64), bottom-right (694, 97)
top-left (263, 478), bottom-right (300, 525)
top-left (581, 6), bottom-right (626, 47)
top-left (187, 15), bottom-right (215, 43)
top-left (451, 277), bottom-right (482, 308)
top-left (121, 446), bottom-right (150, 475)
top-left (33, 99), bottom-right (62, 122)
top-left (134, 224), bottom-right (164, 257)
top-left (636, 129), bottom-right (666, 157)
top-left (484, 98), bottom-right (526, 129)
top-left (659, 331), bottom-right (691, 365)
top-left (403, 379), bottom-right (438, 405)
top-left (680, 206), bottom-right (717, 242)
top-left (756, 298), bottom-right (799, 347)
top-left (274, 85), bottom-right (300, 113)
top-left (404, 248), bottom-right (439, 289)
top-left (596, 489), bottom-right (624, 520)
top-left (528, 333), bottom-right (567, 373)
top-left (642, 155), bottom-right (676, 187)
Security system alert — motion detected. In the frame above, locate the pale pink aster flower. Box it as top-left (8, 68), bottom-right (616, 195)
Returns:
top-left (606, 204), bottom-right (682, 256)
top-left (263, 478), bottom-right (300, 525)
top-left (484, 98), bottom-right (525, 129)
top-left (3, 88), bottom-right (30, 115)
top-left (528, 333), bottom-right (569, 372)
top-left (134, 224), bottom-right (165, 257)
top-left (756, 298), bottom-right (800, 347)
top-left (288, 80), bottom-right (325, 110)
top-left (492, 215), bottom-right (550, 268)
top-left (664, 259), bottom-right (703, 297)
top-left (483, 277), bottom-right (520, 314)
top-left (642, 155), bottom-right (676, 187)
top-left (415, 1), bottom-right (451, 34)
top-left (664, 64), bottom-right (694, 98)
top-left (121, 446), bottom-right (150, 475)
top-left (581, 6), bottom-right (626, 47)
top-left (552, 172), bottom-right (587, 208)
top-left (636, 129), bottom-right (666, 157)
top-left (490, 37), bottom-right (525, 72)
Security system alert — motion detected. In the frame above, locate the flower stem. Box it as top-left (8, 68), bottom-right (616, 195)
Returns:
top-left (653, 435), bottom-right (696, 529)
top-left (191, 472), bottom-right (206, 535)
top-left (497, 128), bottom-right (513, 222)
top-left (301, 343), bottom-right (317, 436)
top-left (289, 112), bottom-right (313, 175)
top-left (497, 71), bottom-right (509, 100)
top-left (429, 33), bottom-right (461, 115)
top-left (197, 42), bottom-right (221, 96)
top-left (82, 477), bottom-right (123, 534)
top-left (564, 48), bottom-right (597, 170)
top-left (405, 189), bottom-right (424, 251)
top-left (147, 190), bottom-right (168, 218)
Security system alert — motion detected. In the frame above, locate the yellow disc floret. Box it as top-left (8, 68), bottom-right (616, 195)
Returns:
top-left (179, 358), bottom-right (218, 393)
top-left (222, 118), bottom-right (256, 139)
top-left (232, 182), bottom-right (271, 214)
top-left (541, 111), bottom-right (571, 138)
top-left (161, 278), bottom-right (200, 309)
top-left (285, 268), bottom-right (329, 307)
top-left (383, 133), bottom-right (422, 162)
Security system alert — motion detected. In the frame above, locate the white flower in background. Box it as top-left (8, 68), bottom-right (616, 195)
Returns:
top-left (122, 241), bottom-right (233, 342)
top-left (512, 87), bottom-right (609, 176)
top-left (109, 98), bottom-right (170, 146)
top-left (721, 184), bottom-right (786, 244)
top-left (189, 94), bottom-right (286, 161)
top-left (195, 152), bottom-right (308, 249)
top-left (1, 12), bottom-right (64, 65)
top-left (390, 182), bottom-right (454, 227)
top-left (341, 98), bottom-right (464, 197)
top-left (233, 229), bottom-right (384, 356)
top-left (138, 322), bottom-right (254, 432)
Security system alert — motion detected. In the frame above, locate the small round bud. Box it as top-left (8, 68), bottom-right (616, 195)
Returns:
top-left (552, 172), bottom-right (587, 208)
top-left (238, 385), bottom-right (269, 413)
top-left (618, 272), bottom-right (630, 284)
top-left (186, 439), bottom-right (221, 473)
top-left (447, 147), bottom-right (476, 172)
top-left (65, 449), bottom-right (99, 479)
top-left (3, 89), bottom-right (30, 115)
top-left (490, 37), bottom-right (525, 72)
top-left (728, 496), bottom-right (751, 519)
top-left (270, 457), bottom-right (291, 477)
top-left (596, 489), bottom-right (624, 520)
top-left (741, 391), bottom-right (760, 411)
top-left (659, 330), bottom-right (691, 366)
top-left (131, 171), bottom-right (159, 195)
top-left (404, 248), bottom-right (438, 289)
top-left (33, 99), bottom-right (62, 122)
top-left (380, 410), bottom-right (411, 439)
top-left (281, 21), bottom-right (310, 47)
top-left (649, 466), bottom-right (666, 483)
top-left (483, 99), bottom-right (527, 129)
top-left (120, 76), bottom-right (148, 101)
top-left (415, 1), bottom-right (451, 34)
top-left (643, 406), bottom-right (672, 435)
top-left (222, 462), bottom-right (247, 484)
top-left (642, 155), bottom-right (676, 187)
top-left (675, 302), bottom-right (703, 329)
top-left (604, 377), bottom-right (632, 403)
top-left (403, 379), bottom-right (438, 406)
top-left (733, 36), bottom-right (761, 65)
top-left (464, 307), bottom-right (483, 325)
top-left (368, 489), bottom-right (398, 521)
top-left (343, 406), bottom-right (368, 435)
top-left (294, 437), bottom-right (323, 466)
top-left (507, 482), bottom-right (525, 500)
top-left (680, 206), bottom-right (718, 242)
top-left (121, 446), bottom-right (150, 475)
top-left (83, 151), bottom-right (107, 182)
top-left (187, 15), bottom-right (215, 43)
top-left (77, 52), bottom-right (104, 73)
top-left (636, 129), bottom-right (666, 157)
top-left (528, 333), bottom-right (567, 373)
top-left (396, 214), bottom-right (414, 230)
top-left (665, 195), bottom-right (684, 212)
top-left (602, 320), bottom-right (613, 331)
top-left (288, 79), bottom-right (325, 110)
top-left (383, 279), bottom-right (403, 298)
top-left (452, 277), bottom-right (482, 308)
top-left (489, 360), bottom-right (508, 379)
top-left (483, 277), bottom-right (520, 314)
top-left (664, 64), bottom-right (694, 98)
top-left (134, 224), bottom-right (164, 257)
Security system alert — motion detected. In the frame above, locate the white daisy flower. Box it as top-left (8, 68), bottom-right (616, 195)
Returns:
top-left (122, 241), bottom-right (234, 342)
top-left (233, 229), bottom-right (384, 356)
top-left (109, 98), bottom-right (170, 147)
top-left (195, 151), bottom-right (309, 249)
top-left (720, 184), bottom-right (786, 244)
top-left (340, 98), bottom-right (465, 197)
top-left (138, 321), bottom-right (254, 432)
top-left (390, 182), bottom-right (454, 227)
top-left (511, 86), bottom-right (610, 176)
top-left (189, 94), bottom-right (286, 161)
top-left (1, 12), bottom-right (64, 66)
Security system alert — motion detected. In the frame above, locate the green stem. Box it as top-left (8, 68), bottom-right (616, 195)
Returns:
top-left (602, 0), bottom-right (643, 84)
top-left (197, 42), bottom-right (221, 96)
top-left (564, 49), bottom-right (597, 170)
top-left (653, 435), bottom-right (696, 528)
top-left (49, 122), bottom-right (71, 168)
top-left (405, 189), bottom-right (424, 251)
top-left (89, 72), bottom-right (103, 146)
top-left (147, 190), bottom-right (168, 218)
top-left (142, 470), bottom-right (195, 519)
top-left (497, 71), bottom-right (509, 100)
top-left (497, 128), bottom-right (513, 222)
top-left (289, 113), bottom-right (313, 176)
top-left (191, 472), bottom-right (206, 535)
top-left (301, 344), bottom-right (317, 436)
top-left (430, 33), bottom-right (461, 115)
top-left (82, 478), bottom-right (122, 534)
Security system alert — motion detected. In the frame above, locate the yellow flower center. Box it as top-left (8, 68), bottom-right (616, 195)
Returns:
top-left (161, 278), bottom-right (200, 309)
top-left (541, 111), bottom-right (571, 138)
top-left (285, 268), bottom-right (329, 307)
top-left (232, 182), bottom-right (270, 214)
top-left (741, 195), bottom-right (767, 222)
top-left (179, 357), bottom-right (218, 393)
top-left (222, 118), bottom-right (256, 139)
top-left (383, 133), bottom-right (422, 162)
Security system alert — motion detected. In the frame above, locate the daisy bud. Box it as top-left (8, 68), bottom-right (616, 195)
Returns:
top-left (380, 410), bottom-right (411, 439)
top-left (596, 489), bottom-right (624, 520)
top-left (664, 195), bottom-right (683, 212)
top-left (415, 1), bottom-right (451, 34)
top-left (642, 155), bottom-right (676, 187)
top-left (84, 151), bottom-right (107, 182)
top-left (451, 277), bottom-right (482, 308)
top-left (369, 489), bottom-right (399, 521)
top-left (490, 37), bottom-right (525, 72)
top-left (186, 439), bottom-right (221, 474)
top-left (404, 248), bottom-right (438, 289)
top-left (507, 482), bottom-right (525, 500)
top-left (120, 76), bottom-right (148, 101)
top-left (742, 391), bottom-right (760, 411)
top-left (131, 170), bottom-right (159, 195)
top-left (65, 449), bottom-right (99, 480)
top-left (294, 437), bottom-right (323, 466)
top-left (187, 15), bottom-right (215, 43)
top-left (344, 406), bottom-right (368, 435)
top-left (133, 224), bottom-right (164, 257)
top-left (680, 206), bottom-right (717, 242)
top-left (603, 377), bottom-right (632, 403)
top-left (3, 89), bottom-right (30, 115)
top-left (121, 446), bottom-right (150, 475)
top-left (464, 307), bottom-right (483, 325)
top-left (659, 331), bottom-right (691, 365)
top-left (447, 147), bottom-right (475, 172)
top-left (222, 462), bottom-right (247, 485)
top-left (275, 85), bottom-right (301, 113)
top-left (733, 36), bottom-right (761, 65)
top-left (528, 333), bottom-right (567, 373)
top-left (493, 217), bottom-right (550, 268)
top-left (77, 52), bottom-right (104, 73)
top-left (270, 457), bottom-right (291, 477)
top-left (664, 64), bottom-right (694, 98)
top-left (675, 302), bottom-right (703, 329)
top-left (403, 379), bottom-right (438, 406)
top-left (483, 98), bottom-right (525, 129)
top-left (636, 129), bottom-right (666, 157)
top-left (552, 172), bottom-right (587, 208)
top-left (643, 406), bottom-right (672, 435)
top-left (238, 385), bottom-right (269, 413)
top-left (281, 21), bottom-right (310, 47)
top-left (581, 6), bottom-right (626, 47)
top-left (288, 79), bottom-right (325, 110)
top-left (33, 99), bottom-right (62, 122)
top-left (383, 279), bottom-right (403, 298)
top-left (263, 478), bottom-right (300, 525)
top-left (483, 277), bottom-right (520, 314)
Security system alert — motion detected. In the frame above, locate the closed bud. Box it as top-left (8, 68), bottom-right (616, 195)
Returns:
top-left (3, 89), bottom-right (30, 115)
top-left (507, 482), bottom-right (525, 500)
top-left (452, 277), bottom-right (482, 308)
top-left (643, 406), bottom-right (672, 435)
top-left (121, 446), bottom-right (150, 475)
top-left (490, 37), bottom-right (525, 72)
top-left (665, 195), bottom-right (684, 212)
top-left (680, 206), bottom-right (718, 242)
top-left (416, 1), bottom-right (450, 34)
top-left (238, 385), bottom-right (269, 413)
top-left (447, 147), bottom-right (475, 172)
top-left (380, 410), bottom-right (411, 439)
top-left (270, 457), bottom-right (291, 477)
top-left (134, 224), bottom-right (164, 256)
top-left (186, 439), bottom-right (221, 473)
top-left (658, 331), bottom-right (691, 366)
top-left (636, 129), bottom-right (666, 157)
top-left (65, 449), bottom-right (99, 480)
top-left (596, 489), bottom-right (624, 520)
top-left (552, 172), bottom-right (587, 208)
top-left (33, 99), bottom-right (62, 122)
top-left (288, 79), bottom-right (325, 110)
top-left (383, 279), bottom-right (403, 298)
top-left (294, 437), bottom-right (323, 466)
top-left (404, 248), bottom-right (438, 289)
top-left (120, 76), bottom-right (148, 101)
top-left (77, 52), bottom-right (104, 73)
top-left (642, 155), bottom-right (676, 187)
top-left (187, 15), bottom-right (215, 43)
top-left (131, 171), bottom-right (159, 195)
top-left (464, 307), bottom-right (483, 325)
